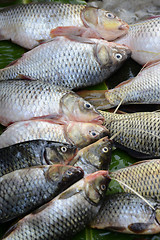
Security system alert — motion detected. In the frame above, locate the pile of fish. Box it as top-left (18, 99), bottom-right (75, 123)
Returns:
top-left (0, 1), bottom-right (160, 239)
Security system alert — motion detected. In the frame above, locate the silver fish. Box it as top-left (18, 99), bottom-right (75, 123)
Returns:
top-left (0, 119), bottom-right (109, 149)
top-left (115, 16), bottom-right (160, 65)
top-left (0, 3), bottom-right (129, 49)
top-left (0, 164), bottom-right (83, 223)
top-left (2, 171), bottom-right (111, 240)
top-left (0, 37), bottom-right (131, 89)
top-left (91, 193), bottom-right (160, 234)
top-left (99, 110), bottom-right (160, 158)
top-left (0, 80), bottom-right (103, 126)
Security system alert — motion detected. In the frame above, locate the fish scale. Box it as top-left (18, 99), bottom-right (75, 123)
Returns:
top-left (100, 111), bottom-right (160, 157)
top-left (0, 37), bottom-right (131, 89)
top-left (111, 159), bottom-right (160, 201)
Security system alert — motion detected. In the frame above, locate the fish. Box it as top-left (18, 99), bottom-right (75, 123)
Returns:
top-left (111, 159), bottom-right (160, 201)
top-left (0, 164), bottom-right (84, 223)
top-left (0, 37), bottom-right (131, 89)
top-left (0, 139), bottom-right (78, 177)
top-left (90, 193), bottom-right (160, 234)
top-left (0, 80), bottom-right (104, 126)
top-left (115, 16), bottom-right (160, 65)
top-left (99, 110), bottom-right (160, 158)
top-left (0, 119), bottom-right (109, 149)
top-left (77, 60), bottom-right (160, 109)
top-left (2, 171), bottom-right (111, 240)
top-left (72, 136), bottom-right (112, 175)
top-left (0, 2), bottom-right (129, 49)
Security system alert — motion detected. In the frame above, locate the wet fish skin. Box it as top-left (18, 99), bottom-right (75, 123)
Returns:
top-left (72, 136), bottom-right (112, 175)
top-left (0, 119), bottom-right (109, 149)
top-left (0, 139), bottom-right (78, 177)
top-left (111, 159), bottom-right (160, 201)
top-left (2, 171), bottom-right (111, 240)
top-left (0, 80), bottom-right (103, 126)
top-left (77, 60), bottom-right (160, 109)
top-left (0, 164), bottom-right (84, 223)
top-left (0, 3), bottom-right (129, 49)
top-left (91, 193), bottom-right (160, 234)
top-left (99, 110), bottom-right (160, 158)
top-left (115, 17), bottom-right (160, 65)
top-left (0, 37), bottom-right (131, 89)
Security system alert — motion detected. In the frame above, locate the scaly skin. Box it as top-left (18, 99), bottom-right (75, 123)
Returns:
top-left (0, 164), bottom-right (84, 223)
top-left (0, 140), bottom-right (78, 177)
top-left (0, 120), bottom-right (109, 149)
top-left (0, 3), bottom-right (128, 49)
top-left (115, 17), bottom-right (160, 65)
top-left (0, 37), bottom-right (131, 89)
top-left (0, 80), bottom-right (103, 126)
top-left (111, 159), bottom-right (160, 201)
top-left (100, 111), bottom-right (160, 158)
top-left (2, 171), bottom-right (111, 240)
top-left (91, 193), bottom-right (160, 234)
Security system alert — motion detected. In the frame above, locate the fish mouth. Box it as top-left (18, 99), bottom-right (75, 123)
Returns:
top-left (91, 115), bottom-right (104, 125)
top-left (118, 24), bottom-right (129, 30)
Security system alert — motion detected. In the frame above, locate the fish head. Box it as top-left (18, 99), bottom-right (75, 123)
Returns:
top-left (72, 136), bottom-right (112, 171)
top-left (65, 122), bottom-right (109, 148)
top-left (61, 93), bottom-right (104, 124)
top-left (44, 142), bottom-right (78, 164)
top-left (46, 164), bottom-right (84, 188)
top-left (95, 41), bottom-right (131, 68)
top-left (84, 170), bottom-right (111, 204)
top-left (81, 6), bottom-right (129, 41)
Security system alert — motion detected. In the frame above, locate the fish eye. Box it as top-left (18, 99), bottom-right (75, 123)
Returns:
top-left (115, 53), bottom-right (123, 60)
top-left (84, 102), bottom-right (93, 110)
top-left (100, 184), bottom-right (106, 191)
top-left (106, 12), bottom-right (114, 19)
top-left (89, 130), bottom-right (98, 138)
top-left (66, 170), bottom-right (73, 176)
top-left (60, 146), bottom-right (68, 153)
top-left (102, 147), bottom-right (108, 153)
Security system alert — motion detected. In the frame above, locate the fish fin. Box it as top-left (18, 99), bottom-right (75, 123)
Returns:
top-left (59, 187), bottom-right (82, 199)
top-left (30, 114), bottom-right (68, 125)
top-left (128, 222), bottom-right (152, 234)
top-left (50, 26), bottom-right (86, 38)
top-left (16, 74), bottom-right (35, 80)
top-left (130, 159), bottom-right (155, 166)
top-left (114, 78), bottom-right (134, 88)
top-left (142, 59), bottom-right (160, 70)
top-left (5, 59), bottom-right (19, 67)
top-left (107, 226), bottom-right (126, 232)
top-left (147, 15), bottom-right (160, 19)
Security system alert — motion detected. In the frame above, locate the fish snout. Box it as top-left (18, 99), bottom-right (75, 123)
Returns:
top-left (118, 23), bottom-right (129, 31)
top-left (91, 115), bottom-right (105, 125)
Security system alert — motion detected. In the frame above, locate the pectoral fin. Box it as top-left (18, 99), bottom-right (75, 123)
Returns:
top-left (128, 222), bottom-right (152, 233)
top-left (50, 26), bottom-right (86, 38)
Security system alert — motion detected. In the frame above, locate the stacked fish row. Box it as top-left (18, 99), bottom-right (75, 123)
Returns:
top-left (0, 2), bottom-right (131, 240)
top-left (0, 1), bottom-right (160, 239)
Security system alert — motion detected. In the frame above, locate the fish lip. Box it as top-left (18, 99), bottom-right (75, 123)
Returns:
top-left (118, 24), bottom-right (129, 30)
top-left (90, 116), bottom-right (104, 125)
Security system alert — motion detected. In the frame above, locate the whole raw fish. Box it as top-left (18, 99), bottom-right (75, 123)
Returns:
top-left (99, 110), bottom-right (160, 158)
top-left (0, 120), bottom-right (109, 149)
top-left (0, 140), bottom-right (78, 177)
top-left (0, 80), bottom-right (104, 126)
top-left (0, 164), bottom-right (83, 223)
top-left (2, 171), bottom-right (111, 240)
top-left (111, 159), bottom-right (160, 201)
top-left (0, 2), bottom-right (129, 49)
top-left (91, 193), bottom-right (160, 234)
top-left (115, 16), bottom-right (160, 65)
top-left (78, 60), bottom-right (160, 109)
top-left (0, 37), bottom-right (131, 89)
top-left (72, 136), bottom-right (112, 175)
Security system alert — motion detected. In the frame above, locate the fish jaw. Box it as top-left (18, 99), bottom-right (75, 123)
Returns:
top-left (60, 92), bottom-right (104, 124)
top-left (65, 122), bottom-right (109, 148)
top-left (81, 6), bottom-right (129, 41)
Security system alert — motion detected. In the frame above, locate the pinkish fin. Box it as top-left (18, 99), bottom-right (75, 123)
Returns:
top-left (30, 114), bottom-right (68, 125)
top-left (114, 78), bottom-right (134, 88)
top-left (16, 74), bottom-right (35, 80)
top-left (130, 159), bottom-right (154, 166)
top-left (50, 26), bottom-right (86, 38)
top-left (6, 59), bottom-right (19, 67)
top-left (147, 15), bottom-right (160, 19)
top-left (142, 59), bottom-right (160, 70)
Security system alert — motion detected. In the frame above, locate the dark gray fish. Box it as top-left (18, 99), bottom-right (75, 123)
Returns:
top-left (72, 136), bottom-right (112, 175)
top-left (0, 139), bottom-right (78, 177)
top-left (91, 193), bottom-right (160, 234)
top-left (2, 171), bottom-right (110, 240)
top-left (0, 164), bottom-right (83, 223)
